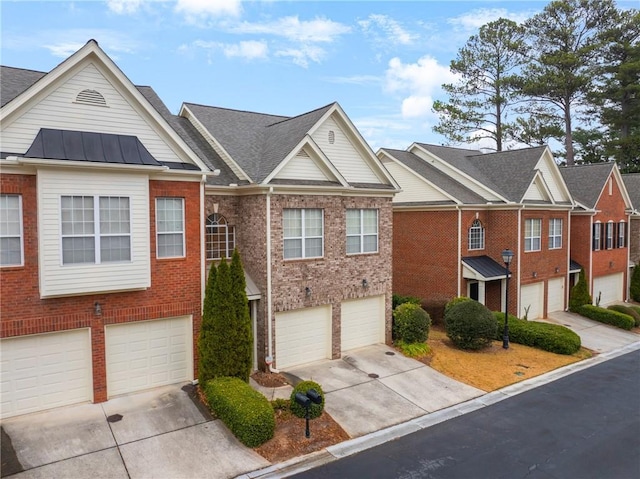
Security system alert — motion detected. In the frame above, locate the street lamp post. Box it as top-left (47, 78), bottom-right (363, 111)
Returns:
top-left (502, 249), bottom-right (514, 349)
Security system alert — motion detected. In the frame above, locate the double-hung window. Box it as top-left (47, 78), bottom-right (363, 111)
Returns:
top-left (283, 208), bottom-right (323, 259)
top-left (346, 209), bottom-right (378, 254)
top-left (156, 198), bottom-right (185, 258)
top-left (468, 219), bottom-right (485, 250)
top-left (593, 222), bottom-right (601, 251)
top-left (61, 195), bottom-right (131, 265)
top-left (618, 221), bottom-right (625, 248)
top-left (206, 213), bottom-right (235, 259)
top-left (606, 222), bottom-right (614, 250)
top-left (524, 218), bottom-right (541, 252)
top-left (549, 218), bottom-right (562, 249)
top-left (0, 194), bottom-right (23, 267)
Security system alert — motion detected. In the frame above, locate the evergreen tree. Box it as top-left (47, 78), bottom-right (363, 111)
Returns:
top-left (432, 18), bottom-right (525, 151)
top-left (230, 249), bottom-right (253, 382)
top-left (631, 263), bottom-right (640, 303)
top-left (198, 263), bottom-right (217, 385)
top-left (211, 258), bottom-right (236, 378)
top-left (569, 268), bottom-right (592, 312)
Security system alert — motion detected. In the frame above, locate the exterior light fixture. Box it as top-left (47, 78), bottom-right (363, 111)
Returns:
top-left (94, 302), bottom-right (102, 316)
top-left (532, 271), bottom-right (537, 278)
top-left (501, 249), bottom-right (514, 350)
top-left (362, 278), bottom-right (368, 288)
top-left (305, 286), bottom-right (312, 297)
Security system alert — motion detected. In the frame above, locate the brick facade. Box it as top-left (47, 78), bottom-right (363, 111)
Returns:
top-left (631, 217), bottom-right (640, 266)
top-left (0, 174), bottom-right (202, 403)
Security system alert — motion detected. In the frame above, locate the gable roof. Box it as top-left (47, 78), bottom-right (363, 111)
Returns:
top-left (622, 173), bottom-right (640, 214)
top-left (559, 162), bottom-right (615, 209)
top-left (0, 66), bottom-right (46, 108)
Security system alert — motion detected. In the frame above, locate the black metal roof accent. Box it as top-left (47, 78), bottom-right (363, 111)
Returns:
top-left (24, 128), bottom-right (162, 166)
top-left (159, 161), bottom-right (201, 171)
top-left (570, 259), bottom-right (582, 272)
top-left (462, 255), bottom-right (509, 280)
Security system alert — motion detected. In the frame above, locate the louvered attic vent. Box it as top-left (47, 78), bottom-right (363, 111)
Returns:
top-left (75, 89), bottom-right (107, 107)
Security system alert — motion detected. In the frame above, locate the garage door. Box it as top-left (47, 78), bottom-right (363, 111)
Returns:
top-left (547, 278), bottom-right (565, 313)
top-left (1, 329), bottom-right (92, 419)
top-left (520, 282), bottom-right (544, 320)
top-left (106, 316), bottom-right (192, 398)
top-left (341, 295), bottom-right (385, 352)
top-left (593, 273), bottom-right (624, 306)
top-left (275, 305), bottom-right (331, 369)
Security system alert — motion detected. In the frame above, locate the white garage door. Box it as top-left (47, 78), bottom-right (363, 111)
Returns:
top-left (593, 273), bottom-right (624, 306)
top-left (106, 316), bottom-right (192, 398)
top-left (520, 282), bottom-right (544, 320)
top-left (275, 305), bottom-right (331, 369)
top-left (1, 329), bottom-right (92, 419)
top-left (547, 278), bottom-right (565, 313)
top-left (341, 295), bottom-right (385, 352)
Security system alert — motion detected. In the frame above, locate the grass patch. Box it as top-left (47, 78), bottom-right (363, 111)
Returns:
top-left (395, 340), bottom-right (431, 358)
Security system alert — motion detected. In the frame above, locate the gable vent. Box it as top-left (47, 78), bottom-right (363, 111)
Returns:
top-left (328, 130), bottom-right (335, 144)
top-left (75, 89), bottom-right (107, 107)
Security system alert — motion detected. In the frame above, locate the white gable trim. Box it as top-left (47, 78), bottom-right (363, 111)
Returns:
top-left (537, 146), bottom-right (574, 204)
top-left (1, 40), bottom-right (210, 173)
top-left (264, 135), bottom-right (349, 186)
top-left (522, 170), bottom-right (554, 203)
top-left (609, 165), bottom-right (634, 210)
top-left (308, 103), bottom-right (400, 190)
top-left (377, 150), bottom-right (461, 204)
top-left (409, 143), bottom-right (509, 203)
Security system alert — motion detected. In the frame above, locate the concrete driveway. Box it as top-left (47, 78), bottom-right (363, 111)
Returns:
top-left (1, 384), bottom-right (269, 479)
top-left (285, 344), bottom-right (484, 438)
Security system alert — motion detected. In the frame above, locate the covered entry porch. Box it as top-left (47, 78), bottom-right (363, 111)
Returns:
top-left (462, 255), bottom-right (510, 312)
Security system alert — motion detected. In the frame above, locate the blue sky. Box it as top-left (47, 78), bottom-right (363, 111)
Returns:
top-left (1, 1), bottom-right (635, 152)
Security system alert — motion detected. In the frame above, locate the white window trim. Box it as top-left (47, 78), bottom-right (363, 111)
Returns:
top-left (206, 213), bottom-right (235, 260)
top-left (0, 194), bottom-right (24, 267)
top-left (618, 221), bottom-right (625, 248)
top-left (549, 218), bottom-right (562, 250)
top-left (283, 208), bottom-right (324, 260)
top-left (346, 208), bottom-right (379, 255)
top-left (156, 198), bottom-right (186, 259)
top-left (525, 218), bottom-right (542, 252)
top-left (593, 221), bottom-right (601, 251)
top-left (606, 221), bottom-right (614, 250)
top-left (60, 195), bottom-right (131, 266)
top-left (468, 219), bottom-right (485, 251)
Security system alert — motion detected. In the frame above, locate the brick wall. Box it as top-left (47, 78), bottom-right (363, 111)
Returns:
top-left (631, 217), bottom-right (640, 265)
top-left (1, 174), bottom-right (202, 403)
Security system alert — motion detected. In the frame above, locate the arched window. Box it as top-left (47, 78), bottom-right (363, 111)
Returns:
top-left (468, 219), bottom-right (485, 250)
top-left (206, 213), bottom-right (235, 259)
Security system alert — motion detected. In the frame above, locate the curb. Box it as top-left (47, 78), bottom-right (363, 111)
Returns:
top-left (240, 340), bottom-right (640, 479)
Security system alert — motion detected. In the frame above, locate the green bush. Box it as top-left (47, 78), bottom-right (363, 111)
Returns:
top-left (392, 294), bottom-right (422, 310)
top-left (607, 305), bottom-right (640, 327)
top-left (395, 340), bottom-right (430, 358)
top-left (444, 296), bottom-right (473, 316)
top-left (290, 380), bottom-right (325, 419)
top-left (444, 300), bottom-right (497, 350)
top-left (630, 305), bottom-right (640, 317)
top-left (569, 268), bottom-right (592, 312)
top-left (631, 264), bottom-right (640, 302)
top-left (204, 377), bottom-right (275, 447)
top-left (494, 312), bottom-right (581, 355)
top-left (577, 305), bottom-right (635, 330)
top-left (393, 303), bottom-right (431, 343)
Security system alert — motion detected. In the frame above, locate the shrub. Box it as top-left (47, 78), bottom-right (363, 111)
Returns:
top-left (569, 268), bottom-right (592, 312)
top-left (494, 312), bottom-right (581, 355)
top-left (204, 377), bottom-right (275, 447)
top-left (577, 305), bottom-right (635, 330)
top-left (631, 264), bottom-right (640, 302)
top-left (608, 305), bottom-right (640, 328)
top-left (392, 294), bottom-right (422, 310)
top-left (290, 380), bottom-right (325, 419)
top-left (270, 398), bottom-right (290, 411)
top-left (444, 300), bottom-right (497, 350)
top-left (630, 305), bottom-right (640, 317)
top-left (444, 296), bottom-right (472, 316)
top-left (395, 340), bottom-right (430, 358)
top-left (393, 303), bottom-right (431, 343)
top-left (198, 263), bottom-right (217, 386)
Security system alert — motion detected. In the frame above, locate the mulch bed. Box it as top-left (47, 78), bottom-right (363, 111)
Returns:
top-left (251, 371), bottom-right (290, 387)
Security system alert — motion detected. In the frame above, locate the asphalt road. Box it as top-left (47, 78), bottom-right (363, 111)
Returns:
top-left (294, 350), bottom-right (640, 479)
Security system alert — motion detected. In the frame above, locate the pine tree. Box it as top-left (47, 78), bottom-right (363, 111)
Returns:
top-left (211, 258), bottom-right (235, 378)
top-left (230, 249), bottom-right (253, 382)
top-left (569, 268), bottom-right (592, 312)
top-left (197, 263), bottom-right (217, 385)
top-left (630, 263), bottom-right (640, 303)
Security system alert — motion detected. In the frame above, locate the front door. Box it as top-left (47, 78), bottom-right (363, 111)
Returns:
top-left (469, 282), bottom-right (479, 301)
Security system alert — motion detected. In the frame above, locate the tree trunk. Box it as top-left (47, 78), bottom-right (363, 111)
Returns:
top-left (564, 100), bottom-right (574, 166)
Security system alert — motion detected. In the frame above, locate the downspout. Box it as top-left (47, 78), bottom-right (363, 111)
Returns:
top-left (589, 215), bottom-right (594, 301)
top-left (266, 186), bottom-right (279, 373)
top-left (626, 212), bottom-right (631, 302)
top-left (200, 174), bottom-right (207, 303)
top-left (456, 206), bottom-right (461, 297)
top-left (566, 209), bottom-right (572, 310)
top-left (516, 206), bottom-right (523, 317)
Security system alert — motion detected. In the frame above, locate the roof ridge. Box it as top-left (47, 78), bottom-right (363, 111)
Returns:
top-left (465, 145), bottom-right (547, 159)
top-left (265, 102), bottom-right (335, 128)
top-left (183, 102), bottom-right (289, 120)
top-left (1, 65), bottom-right (48, 74)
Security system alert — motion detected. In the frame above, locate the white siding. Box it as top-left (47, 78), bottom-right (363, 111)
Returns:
top-left (274, 149), bottom-right (330, 181)
top-left (384, 160), bottom-right (450, 203)
top-left (38, 169), bottom-right (150, 298)
top-left (536, 157), bottom-right (567, 203)
top-left (1, 63), bottom-right (184, 164)
top-left (312, 116), bottom-right (381, 184)
top-left (523, 179), bottom-right (547, 202)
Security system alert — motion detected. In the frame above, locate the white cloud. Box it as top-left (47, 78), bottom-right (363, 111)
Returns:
top-left (448, 8), bottom-right (533, 31)
top-left (231, 16), bottom-right (350, 43)
top-left (36, 30), bottom-right (139, 58)
top-left (175, 0), bottom-right (242, 21)
top-left (384, 56), bottom-right (458, 119)
top-left (188, 39), bottom-right (268, 60)
top-left (275, 45), bottom-right (326, 68)
top-left (358, 14), bottom-right (417, 46)
top-left (106, 0), bottom-right (145, 15)
top-left (323, 75), bottom-right (381, 86)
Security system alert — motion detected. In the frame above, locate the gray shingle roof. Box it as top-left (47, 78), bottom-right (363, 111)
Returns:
top-left (462, 255), bottom-right (509, 280)
top-left (1, 66), bottom-right (46, 107)
top-left (184, 102), bottom-right (334, 183)
top-left (622, 173), bottom-right (640, 212)
top-left (381, 148), bottom-right (487, 204)
top-left (559, 162), bottom-right (615, 209)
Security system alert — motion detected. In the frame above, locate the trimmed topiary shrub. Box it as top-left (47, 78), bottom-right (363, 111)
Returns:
top-left (204, 377), bottom-right (275, 447)
top-left (392, 294), bottom-right (422, 310)
top-left (290, 380), bottom-right (325, 419)
top-left (494, 312), bottom-right (581, 355)
top-left (630, 305), bottom-right (640, 317)
top-left (393, 303), bottom-right (431, 343)
top-left (444, 300), bottom-right (497, 350)
top-left (569, 268), bottom-right (592, 312)
top-left (444, 296), bottom-right (473, 317)
top-left (631, 264), bottom-right (640, 302)
top-left (577, 305), bottom-right (635, 330)
top-left (608, 305), bottom-right (640, 328)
